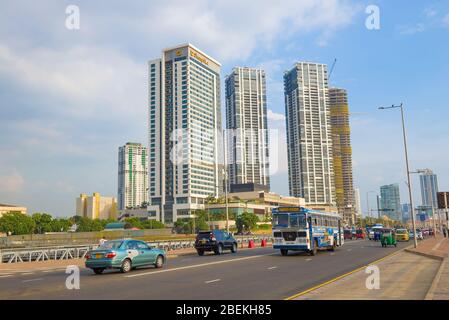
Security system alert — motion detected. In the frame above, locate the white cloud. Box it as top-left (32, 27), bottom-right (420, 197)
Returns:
top-left (0, 170), bottom-right (24, 194)
top-left (0, 45), bottom-right (145, 122)
top-left (443, 14), bottom-right (449, 27)
top-left (267, 109), bottom-right (286, 122)
top-left (398, 23), bottom-right (426, 35)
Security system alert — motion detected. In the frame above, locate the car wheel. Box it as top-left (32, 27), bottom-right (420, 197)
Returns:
top-left (120, 259), bottom-right (132, 273)
top-left (231, 243), bottom-right (237, 253)
top-left (93, 268), bottom-right (104, 274)
top-left (280, 249), bottom-right (288, 256)
top-left (197, 249), bottom-right (204, 256)
top-left (155, 255), bottom-right (164, 268)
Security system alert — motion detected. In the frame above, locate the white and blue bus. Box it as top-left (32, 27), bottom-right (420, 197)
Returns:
top-left (272, 206), bottom-right (344, 256)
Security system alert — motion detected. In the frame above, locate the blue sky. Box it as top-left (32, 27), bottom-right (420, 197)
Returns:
top-left (0, 0), bottom-right (448, 217)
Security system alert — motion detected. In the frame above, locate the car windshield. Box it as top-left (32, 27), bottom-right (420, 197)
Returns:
top-left (99, 240), bottom-right (123, 250)
top-left (396, 229), bottom-right (407, 234)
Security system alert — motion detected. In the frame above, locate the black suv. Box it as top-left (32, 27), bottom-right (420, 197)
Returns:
top-left (194, 230), bottom-right (237, 256)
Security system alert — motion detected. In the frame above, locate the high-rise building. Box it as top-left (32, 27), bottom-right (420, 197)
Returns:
top-left (353, 188), bottom-right (362, 219)
top-left (401, 203), bottom-right (411, 223)
top-left (76, 193), bottom-right (117, 220)
top-left (329, 87), bottom-right (355, 224)
top-left (284, 62), bottom-right (335, 207)
top-left (380, 184), bottom-right (401, 221)
top-left (118, 142), bottom-right (149, 210)
top-left (148, 44), bottom-right (222, 224)
top-left (225, 67), bottom-right (270, 189)
top-left (419, 169), bottom-right (439, 209)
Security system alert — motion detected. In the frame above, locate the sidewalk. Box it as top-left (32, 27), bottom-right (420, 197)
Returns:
top-left (295, 236), bottom-right (449, 300)
top-left (406, 235), bottom-right (449, 300)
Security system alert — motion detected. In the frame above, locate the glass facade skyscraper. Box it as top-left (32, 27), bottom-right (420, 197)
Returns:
top-left (118, 142), bottom-right (149, 210)
top-left (380, 183), bottom-right (401, 221)
top-left (225, 67), bottom-right (270, 189)
top-left (284, 62), bottom-right (335, 207)
top-left (419, 169), bottom-right (439, 209)
top-left (147, 44), bottom-right (222, 224)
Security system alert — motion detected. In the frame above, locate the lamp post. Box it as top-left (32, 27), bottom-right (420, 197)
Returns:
top-left (366, 191), bottom-right (375, 221)
top-left (223, 129), bottom-right (230, 233)
top-left (378, 103), bottom-right (417, 248)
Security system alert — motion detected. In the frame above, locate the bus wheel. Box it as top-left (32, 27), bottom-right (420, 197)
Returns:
top-left (310, 240), bottom-right (318, 256)
top-left (280, 249), bottom-right (288, 256)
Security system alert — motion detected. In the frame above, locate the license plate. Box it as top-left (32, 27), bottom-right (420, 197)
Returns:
top-left (201, 239), bottom-right (206, 244)
top-left (95, 254), bottom-right (102, 259)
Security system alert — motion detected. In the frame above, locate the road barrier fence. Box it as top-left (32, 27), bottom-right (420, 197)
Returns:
top-left (0, 235), bottom-right (272, 264)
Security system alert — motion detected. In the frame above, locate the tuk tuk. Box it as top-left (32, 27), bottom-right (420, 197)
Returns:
top-left (381, 228), bottom-right (397, 247)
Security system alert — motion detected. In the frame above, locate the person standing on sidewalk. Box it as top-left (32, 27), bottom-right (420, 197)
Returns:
top-left (443, 225), bottom-right (447, 238)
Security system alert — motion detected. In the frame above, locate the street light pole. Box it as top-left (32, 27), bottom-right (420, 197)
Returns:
top-left (223, 129), bottom-right (230, 233)
top-left (379, 104), bottom-right (418, 248)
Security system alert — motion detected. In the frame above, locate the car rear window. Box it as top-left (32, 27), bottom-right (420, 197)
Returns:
top-left (99, 240), bottom-right (123, 250)
top-left (198, 232), bottom-right (212, 239)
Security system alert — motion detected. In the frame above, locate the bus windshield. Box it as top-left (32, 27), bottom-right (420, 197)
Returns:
top-left (273, 213), bottom-right (307, 229)
top-left (273, 213), bottom-right (289, 227)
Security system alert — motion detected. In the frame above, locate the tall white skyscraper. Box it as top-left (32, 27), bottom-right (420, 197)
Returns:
top-left (225, 67), bottom-right (270, 188)
top-left (419, 169), bottom-right (439, 208)
top-left (148, 44), bottom-right (222, 224)
top-left (118, 142), bottom-right (149, 210)
top-left (284, 62), bottom-right (335, 207)
top-left (353, 188), bottom-right (362, 218)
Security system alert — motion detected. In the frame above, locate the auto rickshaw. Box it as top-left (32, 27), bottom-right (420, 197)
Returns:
top-left (381, 228), bottom-right (397, 247)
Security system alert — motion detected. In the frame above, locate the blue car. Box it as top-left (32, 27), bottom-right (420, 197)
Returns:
top-left (85, 239), bottom-right (166, 274)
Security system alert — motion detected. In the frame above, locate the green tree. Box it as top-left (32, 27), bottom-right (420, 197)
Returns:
top-left (236, 212), bottom-right (259, 233)
top-left (32, 213), bottom-right (53, 234)
top-left (50, 218), bottom-right (72, 232)
top-left (0, 212), bottom-right (36, 235)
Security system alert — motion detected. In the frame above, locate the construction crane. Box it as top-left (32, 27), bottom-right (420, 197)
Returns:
top-left (328, 58), bottom-right (337, 81)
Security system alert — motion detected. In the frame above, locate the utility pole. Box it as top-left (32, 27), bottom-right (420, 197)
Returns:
top-left (223, 129), bottom-right (230, 233)
top-left (379, 104), bottom-right (418, 248)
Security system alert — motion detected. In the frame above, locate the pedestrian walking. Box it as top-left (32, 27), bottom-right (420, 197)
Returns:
top-left (99, 238), bottom-right (107, 246)
top-left (443, 225), bottom-right (447, 238)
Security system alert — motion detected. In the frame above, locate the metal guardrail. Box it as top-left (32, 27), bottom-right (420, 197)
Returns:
top-left (0, 235), bottom-right (272, 264)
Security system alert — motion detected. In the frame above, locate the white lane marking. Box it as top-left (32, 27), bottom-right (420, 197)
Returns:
top-left (205, 279), bottom-right (221, 284)
top-left (330, 253), bottom-right (335, 256)
top-left (0, 275), bottom-right (13, 278)
top-left (347, 249), bottom-right (352, 252)
top-left (305, 258), bottom-right (312, 261)
top-left (125, 253), bottom-right (275, 278)
top-left (21, 272), bottom-right (35, 275)
top-left (267, 266), bottom-right (277, 270)
top-left (22, 278), bottom-right (44, 283)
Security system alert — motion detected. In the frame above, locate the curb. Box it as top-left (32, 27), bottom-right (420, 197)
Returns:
top-left (404, 249), bottom-right (444, 261)
top-left (425, 258), bottom-right (446, 300)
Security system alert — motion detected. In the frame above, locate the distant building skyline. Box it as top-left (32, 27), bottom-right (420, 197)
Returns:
top-left (419, 169), bottom-right (439, 209)
top-left (225, 67), bottom-right (270, 189)
top-left (284, 62), bottom-right (335, 207)
top-left (380, 183), bottom-right (401, 221)
top-left (76, 192), bottom-right (117, 220)
top-left (118, 142), bottom-right (149, 210)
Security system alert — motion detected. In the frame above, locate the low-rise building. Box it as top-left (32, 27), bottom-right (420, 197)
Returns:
top-left (118, 207), bottom-right (160, 221)
top-left (206, 190), bottom-right (306, 222)
top-left (76, 193), bottom-right (117, 220)
top-left (0, 203), bottom-right (27, 217)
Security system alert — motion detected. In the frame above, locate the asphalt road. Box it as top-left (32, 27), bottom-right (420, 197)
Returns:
top-left (0, 239), bottom-right (411, 299)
